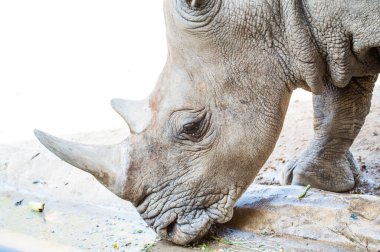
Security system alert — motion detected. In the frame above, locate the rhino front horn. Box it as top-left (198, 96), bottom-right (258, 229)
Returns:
top-left (34, 130), bottom-right (129, 198)
top-left (111, 98), bottom-right (152, 134)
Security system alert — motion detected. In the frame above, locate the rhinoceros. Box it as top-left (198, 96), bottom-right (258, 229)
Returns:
top-left (35, 0), bottom-right (379, 245)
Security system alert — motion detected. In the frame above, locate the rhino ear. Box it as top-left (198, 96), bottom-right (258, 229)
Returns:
top-left (111, 98), bottom-right (152, 134)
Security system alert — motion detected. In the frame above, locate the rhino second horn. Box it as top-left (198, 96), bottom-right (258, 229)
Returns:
top-left (111, 98), bottom-right (152, 134)
top-left (34, 129), bottom-right (129, 198)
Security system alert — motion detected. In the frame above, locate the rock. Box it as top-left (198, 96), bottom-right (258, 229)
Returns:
top-left (226, 185), bottom-right (380, 251)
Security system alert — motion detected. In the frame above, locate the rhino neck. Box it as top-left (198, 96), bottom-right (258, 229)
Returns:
top-left (213, 64), bottom-right (293, 181)
top-left (284, 0), bottom-right (380, 92)
top-left (281, 0), bottom-right (326, 94)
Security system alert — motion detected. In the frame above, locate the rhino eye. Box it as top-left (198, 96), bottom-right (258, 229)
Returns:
top-left (179, 113), bottom-right (209, 142)
top-left (183, 122), bottom-right (200, 134)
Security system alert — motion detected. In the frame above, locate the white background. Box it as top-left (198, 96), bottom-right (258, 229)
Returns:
top-left (0, 1), bottom-right (167, 144)
top-left (2, 1), bottom-right (375, 145)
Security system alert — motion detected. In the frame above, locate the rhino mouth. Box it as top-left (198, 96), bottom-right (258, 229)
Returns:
top-left (157, 214), bottom-right (212, 245)
top-left (137, 185), bottom-right (242, 245)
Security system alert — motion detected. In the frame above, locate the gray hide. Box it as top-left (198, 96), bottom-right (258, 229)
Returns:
top-left (35, 0), bottom-right (380, 245)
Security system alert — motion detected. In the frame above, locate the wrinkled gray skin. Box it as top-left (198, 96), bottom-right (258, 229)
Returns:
top-left (35, 0), bottom-right (380, 245)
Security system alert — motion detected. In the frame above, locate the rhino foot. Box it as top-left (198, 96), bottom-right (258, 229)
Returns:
top-left (280, 150), bottom-right (358, 192)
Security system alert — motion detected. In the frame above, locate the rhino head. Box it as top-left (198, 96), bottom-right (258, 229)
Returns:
top-left (35, 0), bottom-right (295, 244)
top-left (34, 0), bottom-right (320, 245)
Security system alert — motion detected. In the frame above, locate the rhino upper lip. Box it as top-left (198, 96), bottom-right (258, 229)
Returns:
top-left (157, 216), bottom-right (178, 239)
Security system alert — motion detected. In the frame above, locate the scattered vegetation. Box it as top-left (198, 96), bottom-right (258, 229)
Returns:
top-left (196, 234), bottom-right (285, 252)
top-left (141, 243), bottom-right (154, 252)
top-left (14, 199), bottom-right (24, 206)
top-left (199, 243), bottom-right (212, 252)
top-left (297, 185), bottom-right (311, 200)
top-left (29, 201), bottom-right (45, 212)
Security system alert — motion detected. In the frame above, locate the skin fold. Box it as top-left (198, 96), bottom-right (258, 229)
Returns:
top-left (35, 0), bottom-right (380, 245)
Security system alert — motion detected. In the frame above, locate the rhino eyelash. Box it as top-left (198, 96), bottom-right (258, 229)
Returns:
top-left (186, 0), bottom-right (197, 8)
top-left (178, 114), bottom-right (209, 142)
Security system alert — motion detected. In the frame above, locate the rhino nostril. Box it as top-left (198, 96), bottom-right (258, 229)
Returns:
top-left (166, 218), bottom-right (177, 237)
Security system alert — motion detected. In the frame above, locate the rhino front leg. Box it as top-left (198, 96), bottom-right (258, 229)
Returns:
top-left (281, 76), bottom-right (376, 192)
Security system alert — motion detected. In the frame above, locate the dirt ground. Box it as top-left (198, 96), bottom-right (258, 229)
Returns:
top-left (0, 85), bottom-right (378, 251)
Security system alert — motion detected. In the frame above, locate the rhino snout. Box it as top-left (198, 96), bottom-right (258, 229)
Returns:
top-left (137, 185), bottom-right (241, 244)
